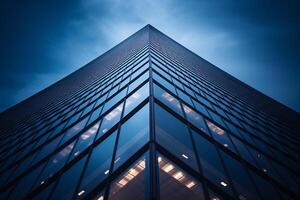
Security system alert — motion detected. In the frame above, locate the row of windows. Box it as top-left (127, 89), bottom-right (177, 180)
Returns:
top-left (150, 46), bottom-right (298, 146)
top-left (0, 45), bottom-right (149, 150)
top-left (150, 59), bottom-right (300, 175)
top-left (0, 67), bottom-right (150, 181)
top-left (0, 79), bottom-right (151, 199)
top-left (0, 52), bottom-right (150, 168)
top-left (1, 70), bottom-right (299, 199)
top-left (152, 81), bottom-right (299, 197)
top-left (149, 42), bottom-right (295, 138)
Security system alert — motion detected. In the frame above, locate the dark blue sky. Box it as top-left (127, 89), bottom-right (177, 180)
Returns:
top-left (1, 0), bottom-right (300, 112)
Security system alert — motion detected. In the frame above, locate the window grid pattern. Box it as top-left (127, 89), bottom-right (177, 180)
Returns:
top-left (0, 25), bottom-right (299, 200)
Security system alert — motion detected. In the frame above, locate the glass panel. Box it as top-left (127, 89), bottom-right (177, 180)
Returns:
top-left (154, 84), bottom-right (183, 117)
top-left (34, 141), bottom-right (75, 188)
top-left (78, 132), bottom-right (117, 197)
top-left (192, 130), bottom-right (233, 195)
top-left (97, 103), bottom-right (123, 139)
top-left (7, 165), bottom-right (44, 200)
top-left (128, 71), bottom-right (149, 94)
top-left (177, 89), bottom-right (193, 106)
top-left (70, 122), bottom-right (100, 159)
top-left (32, 182), bottom-right (55, 200)
top-left (153, 72), bottom-right (176, 94)
top-left (182, 104), bottom-right (209, 134)
top-left (92, 189), bottom-right (105, 200)
top-left (221, 151), bottom-right (260, 200)
top-left (249, 170), bottom-right (280, 200)
top-left (124, 83), bottom-right (149, 117)
top-left (114, 103), bottom-right (149, 170)
top-left (101, 88), bottom-right (126, 114)
top-left (60, 117), bottom-right (89, 145)
top-left (155, 104), bottom-right (198, 170)
top-left (206, 120), bottom-right (236, 153)
top-left (109, 155), bottom-right (146, 200)
top-left (158, 155), bottom-right (205, 200)
top-left (192, 100), bottom-right (209, 117)
top-left (50, 156), bottom-right (87, 200)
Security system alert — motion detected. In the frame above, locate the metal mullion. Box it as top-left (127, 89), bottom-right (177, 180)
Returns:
top-left (149, 48), bottom-right (159, 200)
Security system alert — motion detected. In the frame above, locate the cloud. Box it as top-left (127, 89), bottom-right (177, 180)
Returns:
top-left (0, 0), bottom-right (300, 112)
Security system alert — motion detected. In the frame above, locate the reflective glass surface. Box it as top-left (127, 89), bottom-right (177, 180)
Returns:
top-left (155, 104), bottom-right (198, 170)
top-left (114, 103), bottom-right (149, 170)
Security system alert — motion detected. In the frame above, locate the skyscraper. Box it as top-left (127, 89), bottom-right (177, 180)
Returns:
top-left (0, 24), bottom-right (299, 200)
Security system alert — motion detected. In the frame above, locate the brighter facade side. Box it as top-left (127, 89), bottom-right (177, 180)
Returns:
top-left (0, 25), bottom-right (299, 200)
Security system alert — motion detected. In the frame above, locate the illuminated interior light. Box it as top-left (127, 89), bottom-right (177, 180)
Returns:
top-left (158, 156), bottom-right (162, 162)
top-left (138, 160), bottom-right (146, 169)
top-left (40, 181), bottom-right (45, 185)
top-left (162, 164), bottom-right (174, 173)
top-left (181, 154), bottom-right (189, 159)
top-left (223, 143), bottom-right (228, 148)
top-left (129, 168), bottom-right (138, 176)
top-left (104, 170), bottom-right (110, 175)
top-left (220, 181), bottom-right (227, 187)
top-left (186, 181), bottom-right (195, 188)
top-left (78, 190), bottom-right (85, 196)
top-left (207, 121), bottom-right (225, 135)
top-left (173, 171), bottom-right (184, 180)
top-left (114, 157), bottom-right (120, 163)
top-left (97, 196), bottom-right (104, 200)
top-left (263, 168), bottom-right (267, 173)
top-left (74, 151), bottom-right (80, 156)
top-left (118, 178), bottom-right (128, 187)
top-left (211, 197), bottom-right (220, 200)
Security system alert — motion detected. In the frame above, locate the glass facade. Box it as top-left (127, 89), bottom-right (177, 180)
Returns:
top-left (0, 25), bottom-right (299, 200)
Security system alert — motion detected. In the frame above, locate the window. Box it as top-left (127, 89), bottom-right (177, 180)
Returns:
top-left (109, 155), bottom-right (147, 200)
top-left (206, 120), bottom-right (237, 153)
top-left (192, 100), bottom-right (209, 117)
top-left (78, 132), bottom-right (117, 197)
top-left (153, 72), bottom-right (176, 94)
top-left (114, 103), bottom-right (149, 170)
top-left (155, 104), bottom-right (198, 170)
top-left (60, 116), bottom-right (89, 145)
top-left (70, 122), bottom-right (100, 159)
top-left (124, 83), bottom-right (149, 117)
top-left (182, 104), bottom-right (208, 134)
top-left (50, 156), bottom-right (87, 200)
top-left (249, 170), bottom-right (280, 200)
top-left (220, 151), bottom-right (260, 200)
top-left (97, 103), bottom-right (123, 139)
top-left (177, 89), bottom-right (193, 106)
top-left (128, 71), bottom-right (149, 94)
top-left (154, 84), bottom-right (183, 117)
top-left (158, 155), bottom-right (205, 200)
top-left (192, 131), bottom-right (233, 195)
top-left (101, 88), bottom-right (126, 115)
top-left (7, 165), bottom-right (44, 200)
top-left (34, 141), bottom-right (75, 189)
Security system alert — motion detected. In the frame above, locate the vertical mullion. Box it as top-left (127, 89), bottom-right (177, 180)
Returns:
top-left (149, 42), bottom-right (159, 200)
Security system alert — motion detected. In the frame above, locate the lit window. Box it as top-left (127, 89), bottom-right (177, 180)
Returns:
top-left (97, 103), bottom-right (123, 139)
top-left (108, 156), bottom-right (146, 200)
top-left (158, 156), bottom-right (205, 199)
top-left (206, 120), bottom-right (225, 135)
